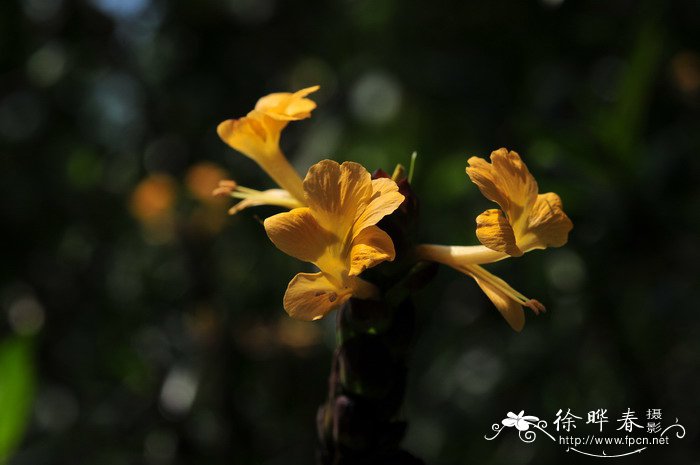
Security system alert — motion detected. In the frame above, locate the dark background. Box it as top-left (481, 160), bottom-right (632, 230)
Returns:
top-left (1, 0), bottom-right (699, 463)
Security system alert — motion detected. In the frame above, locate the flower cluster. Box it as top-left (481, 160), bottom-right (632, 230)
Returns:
top-left (214, 86), bottom-right (404, 320)
top-left (214, 86), bottom-right (572, 330)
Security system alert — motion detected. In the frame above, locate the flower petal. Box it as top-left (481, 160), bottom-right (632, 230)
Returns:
top-left (217, 114), bottom-right (273, 160)
top-left (283, 272), bottom-right (351, 321)
top-left (466, 156), bottom-right (505, 206)
top-left (285, 86), bottom-right (320, 118)
top-left (264, 208), bottom-right (334, 264)
top-left (471, 274), bottom-right (525, 332)
top-left (466, 148), bottom-right (538, 229)
top-left (475, 209), bottom-right (523, 257)
top-left (502, 418), bottom-right (517, 427)
top-left (303, 160), bottom-right (372, 234)
top-left (352, 177), bottom-right (405, 238)
top-left (255, 85), bottom-right (320, 121)
top-left (349, 225), bottom-right (396, 276)
top-left (255, 93), bottom-right (290, 112)
top-left (519, 192), bottom-right (573, 252)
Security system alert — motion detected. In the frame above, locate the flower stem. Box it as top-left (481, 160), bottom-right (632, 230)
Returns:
top-left (316, 297), bottom-right (425, 465)
top-left (315, 170), bottom-right (430, 464)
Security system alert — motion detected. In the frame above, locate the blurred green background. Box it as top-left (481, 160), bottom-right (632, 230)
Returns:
top-left (1, 0), bottom-right (699, 463)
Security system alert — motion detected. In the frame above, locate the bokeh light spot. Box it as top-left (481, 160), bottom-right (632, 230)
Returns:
top-left (89, 0), bottom-right (150, 20)
top-left (7, 295), bottom-right (45, 336)
top-left (82, 72), bottom-right (145, 149)
top-left (453, 348), bottom-right (503, 396)
top-left (35, 386), bottom-right (79, 432)
top-left (671, 50), bottom-right (700, 95)
top-left (26, 42), bottom-right (68, 88)
top-left (546, 249), bottom-right (586, 293)
top-left (184, 162), bottom-right (228, 203)
top-left (275, 317), bottom-right (322, 352)
top-left (130, 174), bottom-right (177, 223)
top-left (160, 367), bottom-right (198, 416)
top-left (350, 71), bottom-right (402, 125)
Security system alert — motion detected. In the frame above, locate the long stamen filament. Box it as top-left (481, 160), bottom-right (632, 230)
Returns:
top-left (416, 243), bottom-right (544, 313)
top-left (215, 180), bottom-right (303, 212)
top-left (464, 264), bottom-right (527, 302)
top-left (235, 190), bottom-right (301, 208)
top-left (231, 191), bottom-right (258, 199)
top-left (234, 185), bottom-right (260, 194)
top-left (463, 264), bottom-right (545, 314)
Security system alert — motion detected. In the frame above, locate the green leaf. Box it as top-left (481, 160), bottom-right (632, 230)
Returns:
top-left (594, 16), bottom-right (664, 171)
top-left (0, 337), bottom-right (36, 464)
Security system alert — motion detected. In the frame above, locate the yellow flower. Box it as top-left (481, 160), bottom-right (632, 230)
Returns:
top-left (466, 148), bottom-right (573, 256)
top-left (263, 160), bottom-right (405, 321)
top-left (416, 148), bottom-right (572, 332)
top-left (216, 85), bottom-right (320, 205)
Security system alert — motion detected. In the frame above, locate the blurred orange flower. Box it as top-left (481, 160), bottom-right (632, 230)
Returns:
top-left (130, 174), bottom-right (177, 223)
top-left (185, 162), bottom-right (229, 204)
